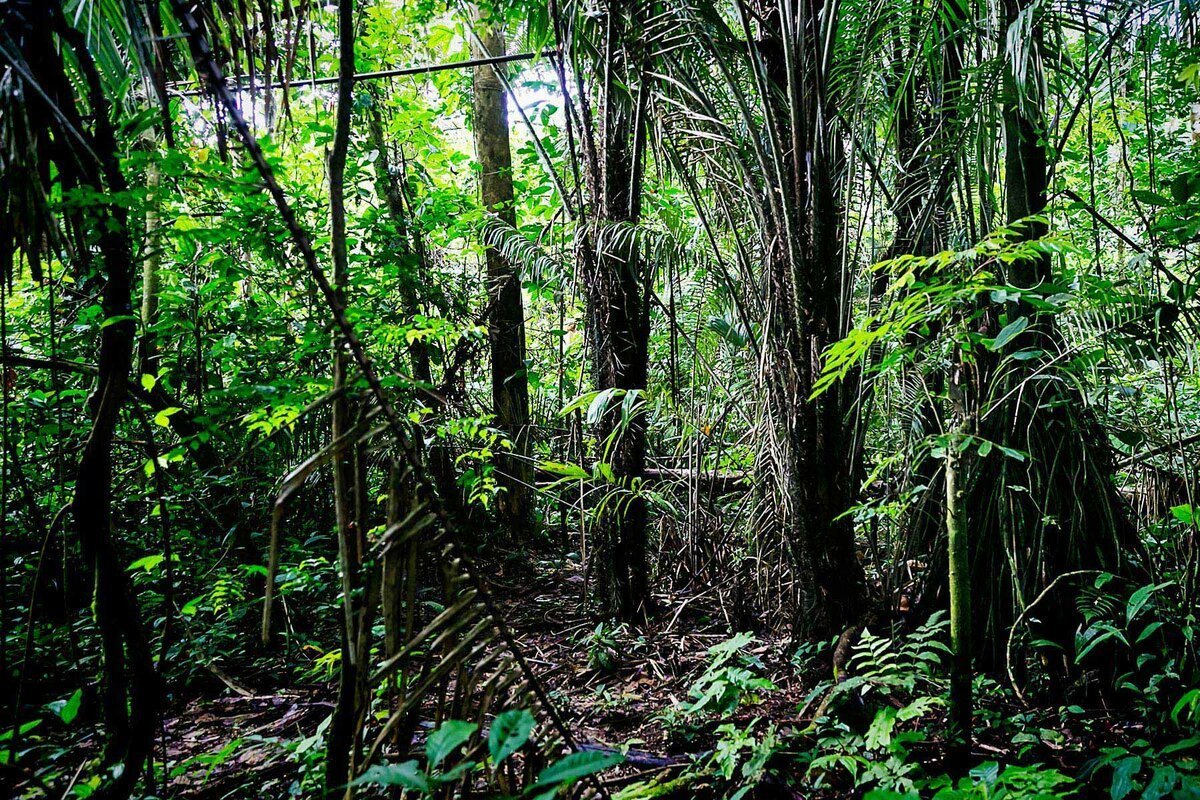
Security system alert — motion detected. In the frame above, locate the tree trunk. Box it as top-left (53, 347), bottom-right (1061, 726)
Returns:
top-left (957, 0), bottom-right (1142, 670)
top-left (324, 0), bottom-right (365, 794)
top-left (366, 106), bottom-right (464, 518)
top-left (470, 12), bottom-right (534, 538)
top-left (41, 7), bottom-right (160, 797)
top-left (583, 0), bottom-right (651, 620)
top-left (756, 0), bottom-right (867, 640)
top-left (139, 148), bottom-right (162, 379)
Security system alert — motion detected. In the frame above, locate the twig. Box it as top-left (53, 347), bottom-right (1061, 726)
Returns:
top-left (1005, 570), bottom-right (1102, 706)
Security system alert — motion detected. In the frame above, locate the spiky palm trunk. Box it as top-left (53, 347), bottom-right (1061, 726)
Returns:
top-left (575, 0), bottom-right (652, 620)
top-left (959, 0), bottom-right (1141, 671)
top-left (755, 0), bottom-right (867, 639)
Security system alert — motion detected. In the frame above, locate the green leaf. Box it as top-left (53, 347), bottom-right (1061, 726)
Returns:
top-left (537, 461), bottom-right (589, 481)
top-left (128, 554), bottom-right (166, 572)
top-left (0, 719), bottom-right (42, 741)
top-left (560, 390), bottom-right (599, 417)
top-left (534, 750), bottom-right (624, 789)
top-left (1171, 504), bottom-right (1194, 525)
top-left (100, 314), bottom-right (139, 329)
top-left (1142, 765), bottom-right (1177, 800)
top-left (351, 760), bottom-right (429, 791)
top-left (1109, 755), bottom-right (1141, 800)
top-left (425, 720), bottom-right (477, 768)
top-left (1171, 173), bottom-right (1195, 204)
top-left (865, 707), bottom-right (898, 750)
top-left (1126, 582), bottom-right (1172, 625)
top-left (154, 407), bottom-right (182, 427)
top-left (140, 373), bottom-right (157, 391)
top-left (586, 388), bottom-right (622, 425)
top-left (987, 316), bottom-right (1029, 351)
top-left (488, 709), bottom-right (535, 765)
top-left (1131, 189), bottom-right (1172, 207)
top-left (432, 760), bottom-right (477, 783)
top-left (61, 689), bottom-right (83, 724)
top-left (1135, 621), bottom-right (1165, 643)
top-left (997, 445), bottom-right (1027, 462)
top-left (48, 690), bottom-right (83, 724)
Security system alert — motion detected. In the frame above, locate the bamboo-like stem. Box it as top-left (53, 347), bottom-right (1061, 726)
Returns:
top-left (944, 411), bottom-right (972, 769)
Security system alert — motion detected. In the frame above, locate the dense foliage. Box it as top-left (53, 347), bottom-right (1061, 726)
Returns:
top-left (1, 0), bottom-right (1199, 797)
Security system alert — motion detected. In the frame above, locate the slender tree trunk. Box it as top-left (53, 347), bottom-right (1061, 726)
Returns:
top-left (324, 0), bottom-right (364, 794)
top-left (366, 107), bottom-right (464, 517)
top-left (945, 384), bottom-right (972, 769)
top-left (470, 12), bottom-right (534, 538)
top-left (139, 150), bottom-right (162, 379)
top-left (137, 133), bottom-right (262, 585)
top-left (887, 0), bottom-right (967, 612)
top-left (40, 7), bottom-right (160, 797)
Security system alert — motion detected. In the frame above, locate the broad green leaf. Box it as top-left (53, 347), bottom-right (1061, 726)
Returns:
top-left (534, 750), bottom-right (623, 788)
top-left (987, 316), bottom-right (1028, 351)
top-left (1131, 189), bottom-right (1172, 207)
top-left (1109, 755), bottom-right (1141, 800)
top-left (1126, 582), bottom-right (1172, 625)
top-left (351, 760), bottom-right (429, 791)
top-left (537, 461), bottom-right (589, 481)
top-left (1142, 765), bottom-right (1176, 800)
top-left (559, 390), bottom-right (599, 417)
top-left (1171, 173), bottom-right (1194, 204)
top-left (0, 719), bottom-right (42, 741)
top-left (128, 554), bottom-right (166, 572)
top-left (488, 709), bottom-right (535, 765)
top-left (425, 720), bottom-right (477, 768)
top-left (865, 707), bottom-right (897, 750)
top-left (48, 690), bottom-right (83, 724)
top-left (586, 388), bottom-right (622, 425)
top-left (100, 314), bottom-right (139, 329)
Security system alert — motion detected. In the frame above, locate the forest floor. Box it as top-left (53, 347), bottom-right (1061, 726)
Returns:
top-left (148, 556), bottom-right (805, 798)
top-left (104, 557), bottom-right (1150, 798)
